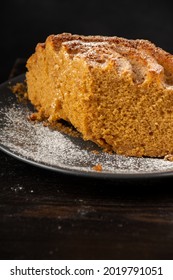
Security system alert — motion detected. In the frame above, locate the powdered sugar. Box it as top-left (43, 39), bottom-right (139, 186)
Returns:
top-left (1, 101), bottom-right (173, 176)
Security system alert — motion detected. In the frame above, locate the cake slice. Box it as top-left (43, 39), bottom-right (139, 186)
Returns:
top-left (26, 33), bottom-right (173, 157)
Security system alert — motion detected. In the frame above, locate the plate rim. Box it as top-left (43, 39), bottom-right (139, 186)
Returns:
top-left (2, 144), bottom-right (173, 180)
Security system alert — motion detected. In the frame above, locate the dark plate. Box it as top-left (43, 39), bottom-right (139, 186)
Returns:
top-left (1, 74), bottom-right (173, 179)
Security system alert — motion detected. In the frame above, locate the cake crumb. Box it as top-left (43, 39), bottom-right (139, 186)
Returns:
top-left (164, 154), bottom-right (173, 161)
top-left (92, 164), bottom-right (102, 172)
top-left (28, 111), bottom-right (45, 122)
top-left (10, 82), bottom-right (28, 103)
top-left (91, 150), bottom-right (100, 155)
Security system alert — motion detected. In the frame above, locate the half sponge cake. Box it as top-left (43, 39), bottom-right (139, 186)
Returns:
top-left (26, 33), bottom-right (173, 157)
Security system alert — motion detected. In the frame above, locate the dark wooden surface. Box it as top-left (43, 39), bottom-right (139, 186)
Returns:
top-left (1, 60), bottom-right (173, 260)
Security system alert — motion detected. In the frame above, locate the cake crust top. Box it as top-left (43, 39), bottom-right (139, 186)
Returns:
top-left (38, 33), bottom-right (173, 86)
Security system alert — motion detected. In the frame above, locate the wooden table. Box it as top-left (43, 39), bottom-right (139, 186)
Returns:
top-left (1, 60), bottom-right (173, 260)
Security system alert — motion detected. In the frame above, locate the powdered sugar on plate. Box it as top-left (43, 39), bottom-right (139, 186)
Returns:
top-left (1, 103), bottom-right (173, 176)
top-left (1, 76), bottom-right (173, 177)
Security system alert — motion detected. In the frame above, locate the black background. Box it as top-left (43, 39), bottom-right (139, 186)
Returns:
top-left (1, 0), bottom-right (173, 83)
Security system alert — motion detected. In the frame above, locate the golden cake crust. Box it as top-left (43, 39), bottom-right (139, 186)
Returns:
top-left (33, 33), bottom-right (173, 87)
top-left (47, 33), bottom-right (173, 69)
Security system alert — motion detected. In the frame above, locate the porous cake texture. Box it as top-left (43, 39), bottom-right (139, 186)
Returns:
top-left (26, 33), bottom-right (173, 157)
